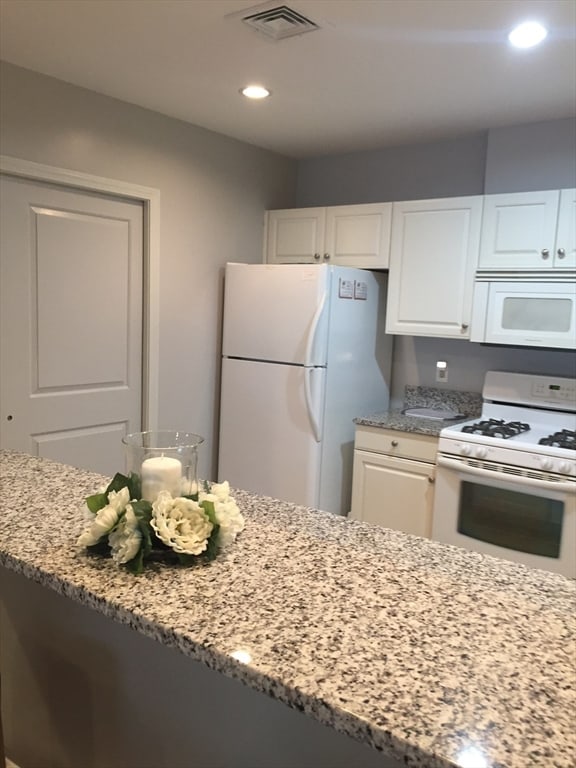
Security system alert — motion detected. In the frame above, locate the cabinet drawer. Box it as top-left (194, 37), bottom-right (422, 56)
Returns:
top-left (354, 426), bottom-right (438, 462)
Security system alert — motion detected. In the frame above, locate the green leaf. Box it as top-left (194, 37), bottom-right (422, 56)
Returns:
top-left (105, 472), bottom-right (131, 495)
top-left (128, 472), bottom-right (142, 501)
top-left (85, 539), bottom-right (111, 556)
top-left (199, 499), bottom-right (217, 525)
top-left (125, 546), bottom-right (145, 575)
top-left (176, 552), bottom-right (198, 567)
top-left (131, 499), bottom-right (153, 557)
top-left (86, 492), bottom-right (108, 514)
top-left (203, 528), bottom-right (221, 561)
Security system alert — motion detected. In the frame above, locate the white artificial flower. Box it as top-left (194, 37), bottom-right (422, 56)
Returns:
top-left (199, 482), bottom-right (245, 547)
top-left (151, 491), bottom-right (213, 556)
top-left (77, 486), bottom-right (131, 547)
top-left (207, 480), bottom-right (232, 502)
top-left (107, 486), bottom-right (131, 513)
top-left (108, 504), bottom-right (142, 565)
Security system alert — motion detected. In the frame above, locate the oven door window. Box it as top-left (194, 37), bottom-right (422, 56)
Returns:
top-left (458, 482), bottom-right (563, 558)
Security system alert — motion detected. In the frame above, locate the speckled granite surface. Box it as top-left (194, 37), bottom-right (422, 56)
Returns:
top-left (355, 387), bottom-right (483, 435)
top-left (404, 386), bottom-right (483, 416)
top-left (1, 451), bottom-right (575, 768)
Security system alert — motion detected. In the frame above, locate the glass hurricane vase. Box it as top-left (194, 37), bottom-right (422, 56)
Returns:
top-left (122, 430), bottom-right (204, 503)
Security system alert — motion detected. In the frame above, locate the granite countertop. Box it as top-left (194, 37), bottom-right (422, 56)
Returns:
top-left (355, 386), bottom-right (483, 436)
top-left (1, 450), bottom-right (575, 768)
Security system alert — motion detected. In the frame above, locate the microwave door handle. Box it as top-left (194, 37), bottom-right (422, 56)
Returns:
top-left (437, 455), bottom-right (576, 494)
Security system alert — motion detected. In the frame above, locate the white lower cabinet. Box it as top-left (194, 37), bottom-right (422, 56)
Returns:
top-left (350, 426), bottom-right (437, 538)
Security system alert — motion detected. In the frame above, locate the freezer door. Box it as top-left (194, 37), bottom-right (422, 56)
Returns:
top-left (218, 357), bottom-right (325, 507)
top-left (222, 263), bottom-right (329, 365)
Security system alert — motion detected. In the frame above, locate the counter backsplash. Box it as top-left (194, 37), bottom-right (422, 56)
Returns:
top-left (404, 385), bottom-right (482, 417)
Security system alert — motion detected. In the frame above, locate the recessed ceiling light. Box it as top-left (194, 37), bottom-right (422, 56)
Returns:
top-left (240, 85), bottom-right (271, 99)
top-left (508, 21), bottom-right (548, 49)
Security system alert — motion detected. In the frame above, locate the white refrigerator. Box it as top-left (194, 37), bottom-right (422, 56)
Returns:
top-left (218, 263), bottom-right (393, 515)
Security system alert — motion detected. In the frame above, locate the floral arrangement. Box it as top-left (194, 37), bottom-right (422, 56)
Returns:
top-left (77, 472), bottom-right (244, 575)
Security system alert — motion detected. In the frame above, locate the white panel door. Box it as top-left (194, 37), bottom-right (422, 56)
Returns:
top-left (350, 450), bottom-right (434, 538)
top-left (218, 357), bottom-right (323, 507)
top-left (265, 208), bottom-right (325, 264)
top-left (325, 203), bottom-right (392, 268)
top-left (478, 190), bottom-right (560, 269)
top-left (386, 196), bottom-right (482, 338)
top-left (222, 263), bottom-right (329, 365)
top-left (0, 175), bottom-right (143, 476)
top-left (555, 188), bottom-right (576, 269)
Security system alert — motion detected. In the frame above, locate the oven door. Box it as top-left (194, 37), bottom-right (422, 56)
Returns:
top-left (432, 454), bottom-right (576, 578)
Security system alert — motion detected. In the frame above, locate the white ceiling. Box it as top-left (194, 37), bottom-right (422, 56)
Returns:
top-left (1, 0), bottom-right (575, 159)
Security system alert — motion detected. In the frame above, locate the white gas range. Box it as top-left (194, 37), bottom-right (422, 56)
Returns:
top-left (432, 371), bottom-right (576, 578)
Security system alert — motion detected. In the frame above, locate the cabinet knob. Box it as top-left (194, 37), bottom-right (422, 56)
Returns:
top-left (313, 253), bottom-right (321, 260)
top-left (557, 248), bottom-right (566, 258)
top-left (428, 475), bottom-right (435, 484)
top-left (323, 253), bottom-right (330, 260)
top-left (541, 248), bottom-right (550, 259)
top-left (391, 440), bottom-right (399, 447)
top-left (6, 414), bottom-right (13, 421)
top-left (461, 323), bottom-right (469, 331)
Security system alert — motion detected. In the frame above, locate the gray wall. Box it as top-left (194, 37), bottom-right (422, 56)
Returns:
top-left (485, 117), bottom-right (576, 193)
top-left (296, 117), bottom-right (576, 403)
top-left (0, 61), bottom-right (298, 478)
top-left (296, 132), bottom-right (487, 206)
top-left (389, 337), bottom-right (576, 409)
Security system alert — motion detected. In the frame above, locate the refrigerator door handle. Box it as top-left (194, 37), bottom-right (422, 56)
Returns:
top-left (304, 367), bottom-right (322, 443)
top-left (304, 288), bottom-right (327, 367)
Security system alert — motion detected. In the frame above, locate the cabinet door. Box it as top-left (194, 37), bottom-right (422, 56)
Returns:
top-left (265, 208), bottom-right (325, 264)
top-left (386, 196), bottom-right (482, 338)
top-left (324, 203), bottom-right (392, 268)
top-left (479, 190), bottom-right (560, 269)
top-left (555, 188), bottom-right (576, 269)
top-left (350, 450), bottom-right (434, 537)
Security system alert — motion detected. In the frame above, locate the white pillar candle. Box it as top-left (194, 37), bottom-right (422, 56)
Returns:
top-left (141, 455), bottom-right (182, 502)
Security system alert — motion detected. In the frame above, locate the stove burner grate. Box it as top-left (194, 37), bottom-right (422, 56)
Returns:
top-left (461, 418), bottom-right (531, 439)
top-left (538, 429), bottom-right (576, 451)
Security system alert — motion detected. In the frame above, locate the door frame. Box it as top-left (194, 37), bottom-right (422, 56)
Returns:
top-left (0, 154), bottom-right (160, 430)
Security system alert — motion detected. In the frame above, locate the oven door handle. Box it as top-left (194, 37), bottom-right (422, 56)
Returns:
top-left (436, 455), bottom-right (576, 494)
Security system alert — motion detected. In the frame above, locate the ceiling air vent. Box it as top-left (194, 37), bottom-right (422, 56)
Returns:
top-left (242, 4), bottom-right (319, 40)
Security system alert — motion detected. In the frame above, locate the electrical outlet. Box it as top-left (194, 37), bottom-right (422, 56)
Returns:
top-left (436, 361), bottom-right (448, 383)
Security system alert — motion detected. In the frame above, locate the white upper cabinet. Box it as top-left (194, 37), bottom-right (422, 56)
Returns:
top-left (264, 207), bottom-right (325, 264)
top-left (385, 196), bottom-right (483, 339)
top-left (265, 203), bottom-right (392, 268)
top-left (555, 189), bottom-right (576, 269)
top-left (479, 188), bottom-right (576, 270)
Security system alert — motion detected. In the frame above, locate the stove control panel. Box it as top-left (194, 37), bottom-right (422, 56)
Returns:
top-left (532, 378), bottom-right (576, 407)
top-left (483, 371), bottom-right (576, 411)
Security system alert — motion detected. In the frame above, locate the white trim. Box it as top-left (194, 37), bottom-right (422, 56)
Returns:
top-left (0, 154), bottom-right (160, 430)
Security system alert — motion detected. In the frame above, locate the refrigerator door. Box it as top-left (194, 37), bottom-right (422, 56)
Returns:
top-left (218, 357), bottom-right (325, 507)
top-left (222, 263), bottom-right (329, 365)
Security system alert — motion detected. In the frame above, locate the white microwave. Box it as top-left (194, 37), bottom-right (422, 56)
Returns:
top-left (470, 279), bottom-right (576, 349)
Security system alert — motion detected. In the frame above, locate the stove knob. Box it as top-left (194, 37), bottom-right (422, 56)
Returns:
top-left (460, 443), bottom-right (472, 456)
top-left (474, 446), bottom-right (488, 459)
top-left (540, 457), bottom-right (554, 472)
top-left (558, 461), bottom-right (572, 474)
